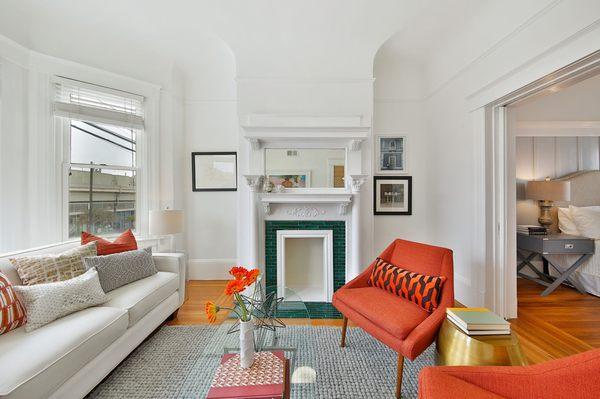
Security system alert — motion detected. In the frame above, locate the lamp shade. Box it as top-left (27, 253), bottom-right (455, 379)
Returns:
top-left (526, 180), bottom-right (571, 202)
top-left (149, 210), bottom-right (184, 235)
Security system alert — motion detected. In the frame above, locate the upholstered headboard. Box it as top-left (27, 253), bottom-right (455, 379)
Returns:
top-left (551, 170), bottom-right (600, 232)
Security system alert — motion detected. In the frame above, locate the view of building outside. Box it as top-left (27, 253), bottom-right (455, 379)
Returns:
top-left (68, 121), bottom-right (137, 237)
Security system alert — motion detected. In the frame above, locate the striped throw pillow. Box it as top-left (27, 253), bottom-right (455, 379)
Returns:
top-left (368, 258), bottom-right (446, 312)
top-left (0, 272), bottom-right (27, 335)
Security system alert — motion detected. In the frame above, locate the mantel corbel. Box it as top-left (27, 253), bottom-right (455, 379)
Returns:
top-left (243, 175), bottom-right (264, 192)
top-left (348, 139), bottom-right (364, 151)
top-left (246, 137), bottom-right (261, 151)
top-left (349, 174), bottom-right (368, 193)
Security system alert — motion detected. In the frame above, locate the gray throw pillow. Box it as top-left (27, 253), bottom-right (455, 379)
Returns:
top-left (83, 247), bottom-right (157, 292)
top-left (14, 268), bottom-right (108, 332)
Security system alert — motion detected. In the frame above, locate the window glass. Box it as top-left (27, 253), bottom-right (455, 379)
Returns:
top-left (70, 120), bottom-right (136, 167)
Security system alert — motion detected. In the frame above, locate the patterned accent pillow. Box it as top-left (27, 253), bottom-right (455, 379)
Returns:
top-left (81, 229), bottom-right (137, 256)
top-left (0, 272), bottom-right (27, 335)
top-left (10, 242), bottom-right (97, 286)
top-left (13, 268), bottom-right (108, 332)
top-left (368, 258), bottom-right (446, 312)
top-left (83, 247), bottom-right (157, 292)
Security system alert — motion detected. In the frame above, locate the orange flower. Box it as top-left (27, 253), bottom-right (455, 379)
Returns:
top-left (229, 266), bottom-right (249, 280)
top-left (205, 301), bottom-right (219, 323)
top-left (244, 268), bottom-right (260, 285)
top-left (225, 279), bottom-right (246, 295)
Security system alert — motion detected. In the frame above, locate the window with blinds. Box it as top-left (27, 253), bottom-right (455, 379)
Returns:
top-left (53, 77), bottom-right (145, 129)
top-left (54, 77), bottom-right (143, 238)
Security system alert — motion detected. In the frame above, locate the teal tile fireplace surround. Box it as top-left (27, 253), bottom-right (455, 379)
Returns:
top-left (265, 220), bottom-right (344, 319)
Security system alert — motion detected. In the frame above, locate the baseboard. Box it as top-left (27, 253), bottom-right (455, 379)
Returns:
top-left (187, 258), bottom-right (237, 279)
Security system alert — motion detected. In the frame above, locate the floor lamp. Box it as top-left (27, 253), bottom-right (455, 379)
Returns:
top-left (149, 209), bottom-right (184, 252)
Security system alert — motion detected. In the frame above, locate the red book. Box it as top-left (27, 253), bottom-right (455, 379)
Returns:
top-left (206, 351), bottom-right (290, 399)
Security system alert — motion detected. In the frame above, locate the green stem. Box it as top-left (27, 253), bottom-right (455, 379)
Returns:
top-left (235, 292), bottom-right (250, 322)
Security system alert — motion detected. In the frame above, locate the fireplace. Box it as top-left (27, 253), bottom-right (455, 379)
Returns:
top-left (265, 221), bottom-right (346, 303)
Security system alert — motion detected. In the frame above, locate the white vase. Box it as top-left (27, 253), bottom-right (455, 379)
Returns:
top-left (239, 318), bottom-right (255, 369)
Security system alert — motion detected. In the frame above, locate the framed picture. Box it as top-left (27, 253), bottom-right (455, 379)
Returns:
top-left (267, 170), bottom-right (311, 188)
top-left (376, 135), bottom-right (407, 173)
top-left (192, 152), bottom-right (237, 191)
top-left (373, 176), bottom-right (412, 215)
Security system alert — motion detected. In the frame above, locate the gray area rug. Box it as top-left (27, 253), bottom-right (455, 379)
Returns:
top-left (87, 324), bottom-right (435, 399)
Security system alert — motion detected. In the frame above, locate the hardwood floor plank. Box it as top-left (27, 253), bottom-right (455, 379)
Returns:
top-left (169, 279), bottom-right (600, 364)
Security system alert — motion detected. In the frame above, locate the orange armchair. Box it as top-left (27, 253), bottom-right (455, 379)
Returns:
top-left (332, 239), bottom-right (454, 399)
top-left (418, 348), bottom-right (600, 399)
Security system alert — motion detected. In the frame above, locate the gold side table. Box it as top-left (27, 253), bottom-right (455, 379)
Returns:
top-left (436, 319), bottom-right (527, 366)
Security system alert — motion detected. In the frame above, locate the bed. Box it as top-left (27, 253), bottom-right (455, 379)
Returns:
top-left (546, 170), bottom-right (600, 296)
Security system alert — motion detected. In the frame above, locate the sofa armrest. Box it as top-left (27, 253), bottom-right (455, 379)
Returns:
top-left (153, 253), bottom-right (187, 307)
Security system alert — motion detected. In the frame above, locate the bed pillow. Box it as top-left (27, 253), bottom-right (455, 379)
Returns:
top-left (368, 257), bottom-right (446, 312)
top-left (83, 247), bottom-right (157, 292)
top-left (10, 242), bottom-right (97, 286)
top-left (13, 268), bottom-right (108, 332)
top-left (570, 205), bottom-right (600, 239)
top-left (557, 207), bottom-right (579, 235)
top-left (0, 272), bottom-right (27, 335)
top-left (81, 229), bottom-right (137, 256)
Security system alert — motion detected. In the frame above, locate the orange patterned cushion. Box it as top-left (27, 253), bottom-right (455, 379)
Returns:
top-left (81, 229), bottom-right (137, 256)
top-left (0, 272), bottom-right (27, 334)
top-left (368, 258), bottom-right (446, 312)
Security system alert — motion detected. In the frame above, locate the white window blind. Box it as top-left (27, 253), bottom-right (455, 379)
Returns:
top-left (53, 77), bottom-right (145, 129)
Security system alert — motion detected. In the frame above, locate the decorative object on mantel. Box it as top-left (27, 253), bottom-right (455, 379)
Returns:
top-left (275, 184), bottom-right (285, 193)
top-left (268, 170), bottom-right (311, 188)
top-left (373, 176), bottom-right (412, 215)
top-left (205, 266), bottom-right (260, 369)
top-left (192, 152), bottom-right (237, 192)
top-left (376, 135), bottom-right (407, 174)
top-left (526, 177), bottom-right (571, 229)
top-left (262, 178), bottom-right (274, 193)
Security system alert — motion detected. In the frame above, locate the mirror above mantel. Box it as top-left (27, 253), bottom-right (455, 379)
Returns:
top-left (265, 148), bottom-right (346, 189)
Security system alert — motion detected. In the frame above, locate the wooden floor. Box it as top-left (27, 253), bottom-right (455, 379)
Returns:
top-left (168, 279), bottom-right (600, 364)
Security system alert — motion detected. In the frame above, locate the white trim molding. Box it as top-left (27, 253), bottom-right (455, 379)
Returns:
top-left (276, 229), bottom-right (334, 302)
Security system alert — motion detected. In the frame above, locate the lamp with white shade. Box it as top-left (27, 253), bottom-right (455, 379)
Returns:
top-left (526, 178), bottom-right (571, 229)
top-left (149, 209), bottom-right (184, 251)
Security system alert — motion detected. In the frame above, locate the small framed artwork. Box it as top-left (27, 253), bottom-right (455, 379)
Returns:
top-left (192, 152), bottom-right (237, 192)
top-left (267, 170), bottom-right (311, 188)
top-left (376, 135), bottom-right (407, 174)
top-left (373, 176), bottom-right (412, 215)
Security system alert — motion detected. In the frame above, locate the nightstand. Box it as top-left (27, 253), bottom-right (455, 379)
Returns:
top-left (517, 233), bottom-right (595, 296)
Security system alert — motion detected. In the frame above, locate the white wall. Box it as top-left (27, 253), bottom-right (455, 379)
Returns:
top-left (516, 135), bottom-right (600, 225)
top-left (423, 0), bottom-right (600, 307)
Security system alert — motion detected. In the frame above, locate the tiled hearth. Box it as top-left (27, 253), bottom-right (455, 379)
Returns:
top-left (265, 220), bottom-right (345, 319)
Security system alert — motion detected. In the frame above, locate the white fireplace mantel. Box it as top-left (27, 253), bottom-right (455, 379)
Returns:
top-left (260, 192), bottom-right (352, 216)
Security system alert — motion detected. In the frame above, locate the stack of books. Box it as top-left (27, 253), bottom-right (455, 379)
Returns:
top-left (446, 308), bottom-right (510, 335)
top-left (517, 225), bottom-right (548, 235)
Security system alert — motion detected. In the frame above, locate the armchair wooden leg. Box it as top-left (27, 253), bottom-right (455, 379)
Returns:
top-left (340, 316), bottom-right (348, 348)
top-left (396, 354), bottom-right (404, 399)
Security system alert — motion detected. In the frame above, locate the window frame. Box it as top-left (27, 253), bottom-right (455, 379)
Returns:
top-left (54, 79), bottom-right (150, 241)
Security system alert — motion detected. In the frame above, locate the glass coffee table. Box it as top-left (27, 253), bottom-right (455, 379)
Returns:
top-left (223, 283), bottom-right (309, 370)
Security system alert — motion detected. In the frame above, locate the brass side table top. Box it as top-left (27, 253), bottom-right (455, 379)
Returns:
top-left (436, 319), bottom-right (527, 366)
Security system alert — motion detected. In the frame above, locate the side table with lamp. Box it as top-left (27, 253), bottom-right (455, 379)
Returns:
top-left (520, 178), bottom-right (595, 295)
top-left (149, 209), bottom-right (184, 252)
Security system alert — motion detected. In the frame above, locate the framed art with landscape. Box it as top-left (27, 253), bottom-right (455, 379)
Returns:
top-left (192, 152), bottom-right (237, 191)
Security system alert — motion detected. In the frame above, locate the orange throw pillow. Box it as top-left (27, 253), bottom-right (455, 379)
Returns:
top-left (81, 229), bottom-right (138, 256)
top-left (368, 258), bottom-right (446, 312)
top-left (1, 272), bottom-right (27, 335)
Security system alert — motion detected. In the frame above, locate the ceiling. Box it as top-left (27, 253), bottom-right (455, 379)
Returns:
top-left (0, 0), bottom-right (499, 87)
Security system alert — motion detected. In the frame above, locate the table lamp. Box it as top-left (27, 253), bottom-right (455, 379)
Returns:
top-left (149, 209), bottom-right (184, 251)
top-left (526, 178), bottom-right (570, 229)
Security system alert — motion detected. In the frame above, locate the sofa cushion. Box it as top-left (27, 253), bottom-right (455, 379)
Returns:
top-left (0, 306), bottom-right (127, 399)
top-left (81, 229), bottom-right (137, 255)
top-left (334, 286), bottom-right (429, 339)
top-left (9, 242), bottom-right (97, 285)
top-left (83, 247), bottom-right (157, 292)
top-left (13, 269), bottom-right (109, 332)
top-left (0, 272), bottom-right (27, 335)
top-left (103, 271), bottom-right (178, 327)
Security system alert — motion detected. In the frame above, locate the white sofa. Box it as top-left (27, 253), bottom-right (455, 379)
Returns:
top-left (0, 246), bottom-right (186, 399)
